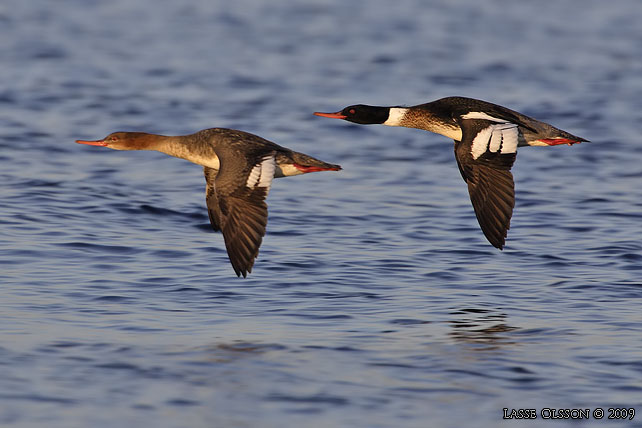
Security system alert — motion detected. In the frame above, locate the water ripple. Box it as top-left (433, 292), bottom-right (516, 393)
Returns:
top-left (1, 0), bottom-right (641, 427)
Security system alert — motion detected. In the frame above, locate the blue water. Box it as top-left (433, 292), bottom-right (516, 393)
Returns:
top-left (1, 0), bottom-right (642, 427)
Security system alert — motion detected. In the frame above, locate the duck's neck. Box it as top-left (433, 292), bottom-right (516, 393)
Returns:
top-left (148, 134), bottom-right (221, 170)
top-left (384, 107), bottom-right (462, 140)
top-left (382, 107), bottom-right (409, 126)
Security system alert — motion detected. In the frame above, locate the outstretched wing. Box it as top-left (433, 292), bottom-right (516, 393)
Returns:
top-left (454, 116), bottom-right (518, 249)
top-left (204, 167), bottom-right (222, 232)
top-left (203, 152), bottom-right (276, 277)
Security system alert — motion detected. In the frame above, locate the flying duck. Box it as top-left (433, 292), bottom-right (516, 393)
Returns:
top-left (315, 96), bottom-right (586, 249)
top-left (76, 128), bottom-right (341, 277)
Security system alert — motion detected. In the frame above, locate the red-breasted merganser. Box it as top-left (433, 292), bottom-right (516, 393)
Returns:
top-left (76, 128), bottom-right (341, 277)
top-left (314, 96), bottom-right (587, 249)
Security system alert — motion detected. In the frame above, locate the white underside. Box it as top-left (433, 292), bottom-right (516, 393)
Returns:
top-left (432, 123), bottom-right (462, 141)
top-left (274, 163), bottom-right (304, 177)
top-left (525, 139), bottom-right (552, 147)
top-left (173, 152), bottom-right (220, 169)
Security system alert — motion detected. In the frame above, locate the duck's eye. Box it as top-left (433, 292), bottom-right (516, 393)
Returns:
top-left (109, 136), bottom-right (118, 141)
top-left (349, 109), bottom-right (356, 115)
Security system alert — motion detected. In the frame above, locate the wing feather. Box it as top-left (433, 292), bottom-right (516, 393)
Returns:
top-left (203, 152), bottom-right (275, 277)
top-left (454, 119), bottom-right (518, 249)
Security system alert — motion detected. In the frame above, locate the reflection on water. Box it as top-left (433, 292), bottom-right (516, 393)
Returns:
top-left (449, 308), bottom-right (518, 350)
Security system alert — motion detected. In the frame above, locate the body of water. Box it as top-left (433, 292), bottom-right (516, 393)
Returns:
top-left (1, 0), bottom-right (642, 427)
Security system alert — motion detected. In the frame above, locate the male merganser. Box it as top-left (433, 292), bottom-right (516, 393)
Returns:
top-left (314, 96), bottom-right (586, 249)
top-left (76, 128), bottom-right (341, 277)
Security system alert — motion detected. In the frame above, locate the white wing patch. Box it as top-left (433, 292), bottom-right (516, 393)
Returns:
top-left (246, 155), bottom-right (276, 189)
top-left (462, 111), bottom-right (508, 122)
top-left (470, 123), bottom-right (519, 160)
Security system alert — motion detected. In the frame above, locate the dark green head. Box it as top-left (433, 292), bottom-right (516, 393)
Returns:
top-left (314, 104), bottom-right (390, 125)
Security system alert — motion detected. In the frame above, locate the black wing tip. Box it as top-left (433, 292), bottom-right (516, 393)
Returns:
top-left (227, 233), bottom-right (261, 278)
top-left (485, 233), bottom-right (507, 250)
top-left (236, 270), bottom-right (249, 278)
top-left (476, 211), bottom-right (511, 250)
top-left (232, 263), bottom-right (252, 278)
